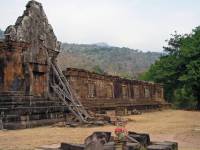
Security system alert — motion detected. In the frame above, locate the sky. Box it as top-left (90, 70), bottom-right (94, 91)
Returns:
top-left (0, 0), bottom-right (200, 52)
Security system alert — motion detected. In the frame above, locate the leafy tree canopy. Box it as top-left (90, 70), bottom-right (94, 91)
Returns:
top-left (139, 26), bottom-right (200, 109)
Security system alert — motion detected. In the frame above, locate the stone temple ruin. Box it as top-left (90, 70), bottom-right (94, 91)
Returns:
top-left (64, 68), bottom-right (169, 115)
top-left (0, 1), bottom-right (169, 129)
top-left (0, 0), bottom-right (90, 129)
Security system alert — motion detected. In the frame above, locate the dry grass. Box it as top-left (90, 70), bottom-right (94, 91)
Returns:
top-left (0, 110), bottom-right (200, 150)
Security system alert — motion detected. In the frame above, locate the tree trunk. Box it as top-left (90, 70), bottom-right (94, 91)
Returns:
top-left (197, 99), bottom-right (200, 110)
top-left (196, 94), bottom-right (200, 110)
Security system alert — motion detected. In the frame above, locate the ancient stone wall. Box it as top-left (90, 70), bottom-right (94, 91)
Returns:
top-left (0, 0), bottom-right (61, 97)
top-left (0, 1), bottom-right (66, 129)
top-left (0, 41), bottom-right (26, 92)
top-left (64, 68), bottom-right (166, 112)
top-left (0, 41), bottom-right (50, 96)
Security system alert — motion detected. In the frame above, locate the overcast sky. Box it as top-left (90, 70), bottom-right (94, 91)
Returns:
top-left (0, 0), bottom-right (200, 52)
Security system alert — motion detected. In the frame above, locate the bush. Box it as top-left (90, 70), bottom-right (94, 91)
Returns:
top-left (173, 87), bottom-right (197, 109)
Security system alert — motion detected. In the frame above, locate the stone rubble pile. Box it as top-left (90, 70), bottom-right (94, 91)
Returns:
top-left (60, 131), bottom-right (178, 150)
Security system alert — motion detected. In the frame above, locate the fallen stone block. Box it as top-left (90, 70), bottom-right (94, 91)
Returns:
top-left (126, 142), bottom-right (142, 150)
top-left (60, 143), bottom-right (85, 150)
top-left (151, 141), bottom-right (178, 150)
top-left (128, 131), bottom-right (150, 146)
top-left (60, 131), bottom-right (178, 150)
top-left (103, 142), bottom-right (115, 150)
top-left (84, 132), bottom-right (111, 145)
top-left (147, 144), bottom-right (174, 150)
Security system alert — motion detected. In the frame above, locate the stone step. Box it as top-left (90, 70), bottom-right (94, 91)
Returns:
top-left (0, 96), bottom-right (59, 103)
top-left (2, 114), bottom-right (20, 122)
top-left (2, 111), bottom-right (66, 123)
top-left (0, 103), bottom-right (65, 111)
top-left (81, 99), bottom-right (160, 105)
top-left (0, 106), bottom-right (69, 117)
top-left (0, 91), bottom-right (25, 95)
top-left (3, 118), bottom-right (65, 129)
top-left (0, 100), bottom-right (63, 107)
top-left (83, 102), bottom-right (161, 109)
top-left (0, 95), bottom-right (41, 99)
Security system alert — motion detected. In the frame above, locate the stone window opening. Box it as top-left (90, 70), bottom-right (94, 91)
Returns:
top-left (144, 87), bottom-right (150, 98)
top-left (106, 84), bottom-right (113, 98)
top-left (134, 86), bottom-right (139, 99)
top-left (156, 88), bottom-right (162, 98)
top-left (88, 83), bottom-right (96, 98)
top-left (33, 71), bottom-right (44, 77)
top-left (32, 71), bottom-right (45, 96)
top-left (122, 85), bottom-right (128, 99)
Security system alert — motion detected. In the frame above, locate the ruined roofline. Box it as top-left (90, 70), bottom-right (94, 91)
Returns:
top-left (65, 67), bottom-right (163, 87)
top-left (4, 0), bottom-right (61, 53)
top-left (0, 40), bottom-right (58, 60)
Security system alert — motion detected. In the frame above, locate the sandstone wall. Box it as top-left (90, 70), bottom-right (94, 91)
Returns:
top-left (0, 1), bottom-right (65, 129)
top-left (0, 39), bottom-right (50, 96)
top-left (0, 1), bottom-right (61, 97)
top-left (64, 68), bottom-right (165, 111)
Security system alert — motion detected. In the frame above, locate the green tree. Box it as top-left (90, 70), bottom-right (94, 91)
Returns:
top-left (139, 27), bottom-right (200, 109)
top-left (92, 65), bottom-right (105, 74)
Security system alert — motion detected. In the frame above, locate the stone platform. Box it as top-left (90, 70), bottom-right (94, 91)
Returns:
top-left (0, 92), bottom-right (68, 129)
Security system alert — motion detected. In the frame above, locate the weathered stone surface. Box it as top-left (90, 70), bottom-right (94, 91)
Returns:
top-left (151, 141), bottom-right (178, 150)
top-left (61, 131), bottom-right (178, 150)
top-left (0, 118), bottom-right (3, 130)
top-left (60, 143), bottom-right (85, 150)
top-left (128, 132), bottom-right (150, 146)
top-left (0, 0), bottom-right (65, 129)
top-left (84, 132), bottom-right (111, 145)
top-left (64, 68), bottom-right (170, 113)
top-left (4, 0), bottom-right (60, 62)
top-left (103, 142), bottom-right (115, 150)
top-left (1, 0), bottom-right (61, 96)
top-left (126, 142), bottom-right (142, 150)
top-left (0, 0), bottom-right (171, 129)
top-left (147, 145), bottom-right (171, 150)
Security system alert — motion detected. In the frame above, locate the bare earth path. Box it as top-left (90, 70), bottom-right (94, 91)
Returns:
top-left (0, 110), bottom-right (199, 150)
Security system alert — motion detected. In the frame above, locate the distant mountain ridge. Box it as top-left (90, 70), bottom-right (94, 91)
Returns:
top-left (58, 43), bottom-right (162, 79)
top-left (0, 28), bottom-right (161, 78)
top-left (93, 42), bottom-right (110, 47)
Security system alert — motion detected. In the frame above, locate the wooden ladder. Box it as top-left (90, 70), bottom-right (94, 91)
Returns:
top-left (50, 62), bottom-right (90, 123)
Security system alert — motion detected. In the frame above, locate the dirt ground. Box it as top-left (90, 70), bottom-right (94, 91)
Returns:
top-left (0, 110), bottom-right (200, 150)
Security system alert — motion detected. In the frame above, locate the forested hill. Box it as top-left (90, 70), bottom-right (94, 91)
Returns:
top-left (58, 43), bottom-right (162, 78)
top-left (0, 28), bottom-right (161, 78)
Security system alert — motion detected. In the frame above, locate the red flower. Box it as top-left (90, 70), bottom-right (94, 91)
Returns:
top-left (115, 127), bottom-right (123, 134)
